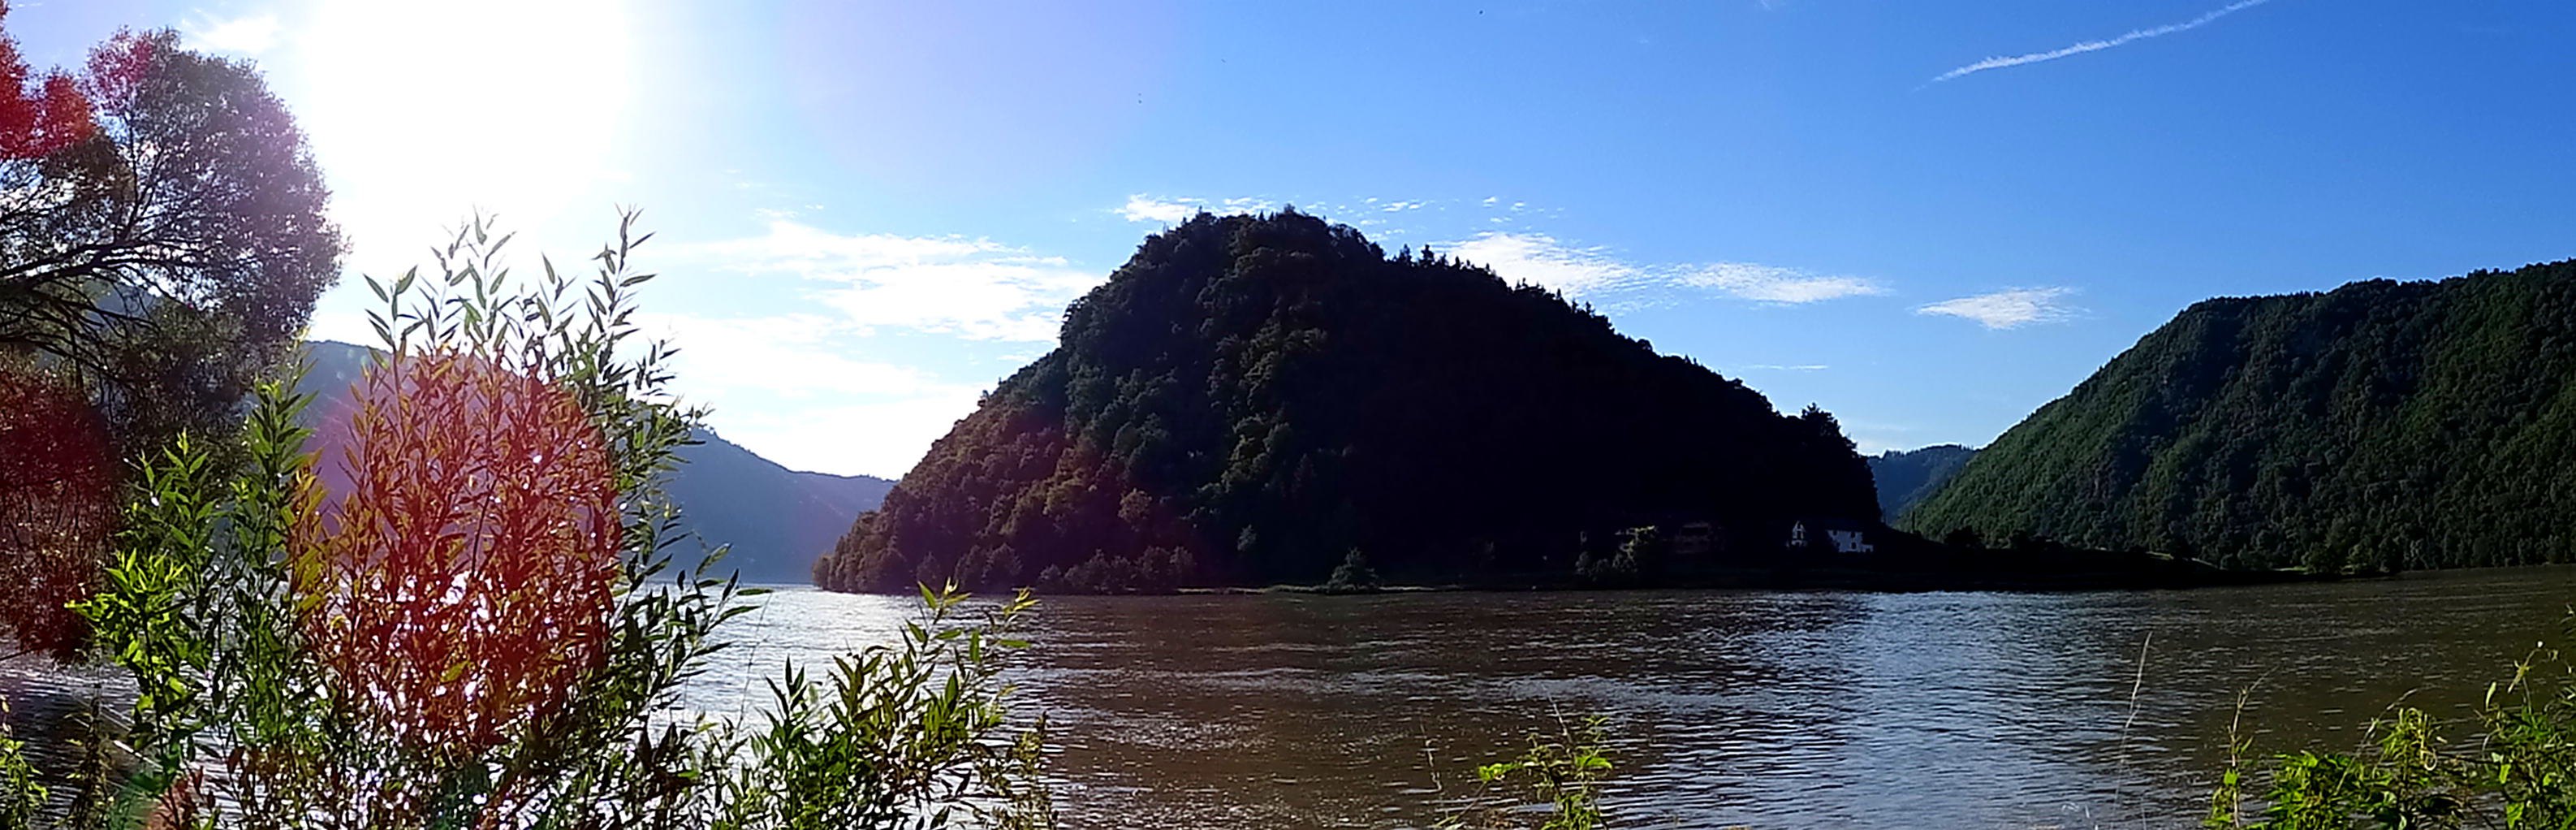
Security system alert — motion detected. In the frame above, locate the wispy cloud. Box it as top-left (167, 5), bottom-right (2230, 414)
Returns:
top-left (1118, 195), bottom-right (1200, 223)
top-left (1449, 232), bottom-right (1883, 305)
top-left (1447, 233), bottom-right (1642, 296)
top-left (1118, 194), bottom-right (1287, 223)
top-left (633, 311), bottom-right (988, 477)
top-left (641, 227), bottom-right (1085, 476)
top-left (183, 13), bottom-right (284, 55)
top-left (680, 219), bottom-right (1104, 343)
top-left (716, 393), bottom-right (987, 480)
top-left (635, 313), bottom-right (952, 399)
top-left (1915, 287), bottom-right (2081, 329)
top-left (1680, 262), bottom-right (1886, 304)
top-left (1929, 0), bottom-right (2276, 84)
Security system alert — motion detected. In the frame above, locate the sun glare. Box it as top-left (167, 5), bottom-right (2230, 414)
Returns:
top-left (291, 0), bottom-right (634, 273)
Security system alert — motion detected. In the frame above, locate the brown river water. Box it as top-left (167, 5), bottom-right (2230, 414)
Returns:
top-left (690, 566), bottom-right (2576, 829)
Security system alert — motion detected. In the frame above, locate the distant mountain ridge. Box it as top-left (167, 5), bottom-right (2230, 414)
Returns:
top-left (294, 340), bottom-right (890, 582)
top-left (1902, 258), bottom-right (2576, 571)
top-left (1867, 444), bottom-right (1976, 519)
top-left (815, 210), bottom-right (1880, 593)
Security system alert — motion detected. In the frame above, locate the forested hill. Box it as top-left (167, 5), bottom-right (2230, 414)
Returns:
top-left (1868, 444), bottom-right (1976, 519)
top-left (296, 341), bottom-right (892, 582)
top-left (813, 210), bottom-right (1879, 594)
top-left (1901, 258), bottom-right (2576, 572)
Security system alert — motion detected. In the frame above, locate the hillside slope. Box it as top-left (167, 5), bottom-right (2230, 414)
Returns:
top-left (1869, 444), bottom-right (1976, 519)
top-left (814, 210), bottom-right (1879, 593)
top-left (1902, 259), bottom-right (2576, 571)
top-left (296, 341), bottom-right (890, 581)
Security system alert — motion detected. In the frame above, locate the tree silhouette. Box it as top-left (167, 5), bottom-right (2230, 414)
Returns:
top-left (0, 20), bottom-right (341, 454)
top-left (818, 211), bottom-right (1881, 593)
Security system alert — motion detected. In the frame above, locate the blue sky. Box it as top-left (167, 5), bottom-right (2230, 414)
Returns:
top-left (14, 1), bottom-right (2576, 478)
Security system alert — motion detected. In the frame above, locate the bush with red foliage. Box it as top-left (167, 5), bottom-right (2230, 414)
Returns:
top-left (0, 1), bottom-right (98, 160)
top-left (291, 350), bottom-right (619, 754)
top-left (0, 365), bottom-right (114, 659)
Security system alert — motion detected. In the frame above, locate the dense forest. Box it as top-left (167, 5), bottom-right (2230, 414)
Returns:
top-left (813, 210), bottom-right (1880, 593)
top-left (1867, 444), bottom-right (1976, 519)
top-left (1903, 258), bottom-right (2576, 571)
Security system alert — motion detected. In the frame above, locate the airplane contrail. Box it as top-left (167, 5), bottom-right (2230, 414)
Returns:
top-left (1930, 0), bottom-right (2277, 84)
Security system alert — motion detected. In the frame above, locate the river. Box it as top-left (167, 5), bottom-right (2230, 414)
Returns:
top-left (685, 566), bottom-right (2576, 829)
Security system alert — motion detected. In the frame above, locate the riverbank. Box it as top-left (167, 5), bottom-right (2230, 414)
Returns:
top-left (1181, 547), bottom-right (2337, 595)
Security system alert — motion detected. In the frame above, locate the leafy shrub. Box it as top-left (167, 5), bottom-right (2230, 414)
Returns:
top-left (2210, 641), bottom-right (2576, 829)
top-left (0, 362), bottom-right (115, 659)
top-left (58, 214), bottom-right (1053, 830)
top-left (1324, 548), bottom-right (1379, 592)
top-left (1442, 715), bottom-right (1614, 830)
top-left (291, 350), bottom-right (624, 754)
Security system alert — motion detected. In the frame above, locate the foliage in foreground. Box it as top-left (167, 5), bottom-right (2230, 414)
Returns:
top-left (0, 15), bottom-right (343, 457)
top-left (2209, 641), bottom-right (2576, 829)
top-left (13, 214), bottom-right (1050, 829)
top-left (1442, 715), bottom-right (1614, 830)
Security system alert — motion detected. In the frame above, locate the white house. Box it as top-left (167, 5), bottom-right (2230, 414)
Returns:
top-left (1672, 521), bottom-right (1717, 557)
top-left (1788, 518), bottom-right (1874, 554)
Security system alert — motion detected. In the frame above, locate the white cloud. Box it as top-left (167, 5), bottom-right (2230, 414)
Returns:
top-left (1680, 262), bottom-right (1886, 304)
top-left (1118, 194), bottom-right (1286, 223)
top-left (302, 310), bottom-right (378, 349)
top-left (1119, 195), bottom-right (1198, 223)
top-left (183, 13), bottom-right (284, 55)
top-left (636, 313), bottom-right (947, 399)
top-left (625, 310), bottom-right (1003, 478)
top-left (1448, 232), bottom-right (1640, 296)
top-left (1450, 233), bottom-right (1883, 304)
top-left (1915, 287), bottom-right (2082, 329)
top-left (1930, 0), bottom-right (2276, 84)
top-left (719, 392), bottom-right (989, 480)
top-left (683, 219), bottom-right (1105, 343)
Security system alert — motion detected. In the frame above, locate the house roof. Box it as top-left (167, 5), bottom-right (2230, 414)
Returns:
top-left (1795, 517), bottom-right (1872, 534)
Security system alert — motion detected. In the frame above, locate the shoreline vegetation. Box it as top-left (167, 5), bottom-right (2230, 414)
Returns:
top-left (1192, 563), bottom-right (2337, 596)
top-left (1169, 540), bottom-right (2350, 594)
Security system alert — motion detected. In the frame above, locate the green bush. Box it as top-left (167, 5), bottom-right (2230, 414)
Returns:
top-left (1441, 715), bottom-right (1614, 830)
top-left (2210, 642), bottom-right (2576, 829)
top-left (41, 214), bottom-right (1053, 830)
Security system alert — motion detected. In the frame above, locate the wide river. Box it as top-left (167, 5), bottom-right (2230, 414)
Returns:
top-left (688, 567), bottom-right (2576, 829)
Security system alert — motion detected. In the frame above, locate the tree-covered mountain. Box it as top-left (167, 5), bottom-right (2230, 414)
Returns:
top-left (813, 210), bottom-right (1879, 593)
top-left (296, 340), bottom-right (890, 582)
top-left (1868, 444), bottom-right (1976, 519)
top-left (1901, 258), bottom-right (2576, 572)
